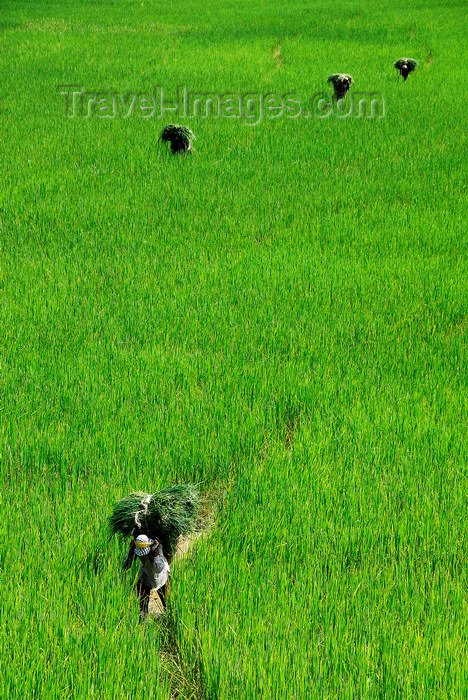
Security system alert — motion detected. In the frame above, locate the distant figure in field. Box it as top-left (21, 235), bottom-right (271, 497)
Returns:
top-left (159, 124), bottom-right (195, 154)
top-left (394, 58), bottom-right (418, 81)
top-left (327, 73), bottom-right (354, 100)
top-left (123, 533), bottom-right (171, 621)
top-left (109, 485), bottom-right (201, 621)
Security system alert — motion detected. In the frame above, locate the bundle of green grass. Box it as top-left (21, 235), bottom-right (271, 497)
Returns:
top-left (159, 124), bottom-right (195, 154)
top-left (109, 484), bottom-right (201, 557)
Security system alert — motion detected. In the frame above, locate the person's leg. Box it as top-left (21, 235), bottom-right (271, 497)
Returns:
top-left (136, 580), bottom-right (151, 621)
top-left (158, 584), bottom-right (167, 609)
top-left (158, 577), bottom-right (171, 609)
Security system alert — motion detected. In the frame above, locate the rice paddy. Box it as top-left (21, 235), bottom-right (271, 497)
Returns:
top-left (1, 0), bottom-right (467, 697)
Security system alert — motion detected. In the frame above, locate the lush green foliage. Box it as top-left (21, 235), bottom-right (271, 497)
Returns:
top-left (109, 485), bottom-right (201, 555)
top-left (0, 0), bottom-right (466, 697)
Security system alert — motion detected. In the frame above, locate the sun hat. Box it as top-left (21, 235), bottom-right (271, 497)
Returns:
top-left (134, 534), bottom-right (155, 557)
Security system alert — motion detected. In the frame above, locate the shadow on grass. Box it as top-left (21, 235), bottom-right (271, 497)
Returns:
top-left (158, 607), bottom-right (207, 700)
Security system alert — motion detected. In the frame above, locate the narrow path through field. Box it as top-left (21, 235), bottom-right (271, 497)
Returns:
top-left (148, 532), bottom-right (204, 618)
top-left (150, 531), bottom-right (208, 699)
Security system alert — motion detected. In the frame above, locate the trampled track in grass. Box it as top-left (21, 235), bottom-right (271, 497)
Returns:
top-left (0, 0), bottom-right (467, 697)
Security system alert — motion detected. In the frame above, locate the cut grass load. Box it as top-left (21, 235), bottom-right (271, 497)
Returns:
top-left (109, 484), bottom-right (201, 557)
top-left (394, 57), bottom-right (419, 80)
top-left (159, 124), bottom-right (196, 154)
top-left (327, 73), bottom-right (354, 99)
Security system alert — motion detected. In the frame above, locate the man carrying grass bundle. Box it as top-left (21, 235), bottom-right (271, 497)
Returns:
top-left (109, 484), bottom-right (201, 621)
top-left (123, 533), bottom-right (171, 620)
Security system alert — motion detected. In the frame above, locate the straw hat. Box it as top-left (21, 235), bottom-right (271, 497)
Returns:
top-left (134, 535), bottom-right (155, 557)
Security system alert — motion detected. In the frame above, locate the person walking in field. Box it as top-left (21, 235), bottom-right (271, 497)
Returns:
top-left (123, 533), bottom-right (171, 621)
top-left (109, 485), bottom-right (201, 621)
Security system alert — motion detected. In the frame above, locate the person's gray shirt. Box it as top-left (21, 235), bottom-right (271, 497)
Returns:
top-left (138, 543), bottom-right (170, 590)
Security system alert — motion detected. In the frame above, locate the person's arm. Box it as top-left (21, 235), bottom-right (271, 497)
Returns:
top-left (150, 538), bottom-right (161, 558)
top-left (122, 539), bottom-right (136, 570)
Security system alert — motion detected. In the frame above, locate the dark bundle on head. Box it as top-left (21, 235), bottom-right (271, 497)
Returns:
top-left (159, 124), bottom-right (195, 154)
top-left (327, 73), bottom-right (354, 100)
top-left (394, 58), bottom-right (418, 81)
top-left (109, 484), bottom-right (201, 557)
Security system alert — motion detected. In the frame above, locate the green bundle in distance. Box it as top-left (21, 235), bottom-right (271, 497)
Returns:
top-left (327, 73), bottom-right (354, 100)
top-left (394, 58), bottom-right (418, 81)
top-left (159, 124), bottom-right (195, 154)
top-left (109, 484), bottom-right (201, 557)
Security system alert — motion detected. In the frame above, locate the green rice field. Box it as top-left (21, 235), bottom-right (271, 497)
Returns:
top-left (1, 0), bottom-right (467, 697)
